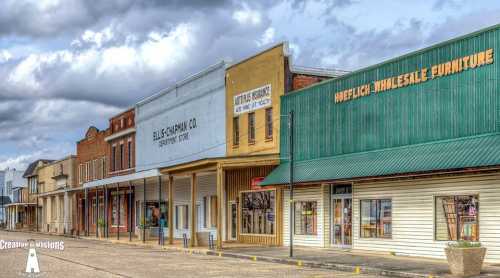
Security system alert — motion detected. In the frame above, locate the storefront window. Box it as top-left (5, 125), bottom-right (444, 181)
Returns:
top-left (112, 195), bottom-right (125, 227)
top-left (203, 196), bottom-right (217, 228)
top-left (175, 205), bottom-right (189, 230)
top-left (294, 201), bottom-right (317, 235)
top-left (145, 201), bottom-right (167, 227)
top-left (435, 195), bottom-right (479, 241)
top-left (360, 199), bottom-right (392, 238)
top-left (241, 190), bottom-right (275, 235)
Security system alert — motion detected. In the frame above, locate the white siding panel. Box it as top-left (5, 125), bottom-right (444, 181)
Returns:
top-left (353, 173), bottom-right (500, 263)
top-left (283, 186), bottom-right (325, 247)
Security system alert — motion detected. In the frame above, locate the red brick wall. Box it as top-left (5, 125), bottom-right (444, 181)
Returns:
top-left (107, 108), bottom-right (135, 177)
top-left (292, 74), bottom-right (329, 91)
top-left (76, 127), bottom-right (109, 185)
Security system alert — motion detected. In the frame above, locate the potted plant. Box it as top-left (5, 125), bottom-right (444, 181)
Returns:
top-left (97, 218), bottom-right (105, 239)
top-left (445, 241), bottom-right (486, 277)
top-left (138, 218), bottom-right (150, 241)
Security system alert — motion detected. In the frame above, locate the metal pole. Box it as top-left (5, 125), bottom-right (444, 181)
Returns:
top-left (36, 183), bottom-right (39, 232)
top-left (158, 176), bottom-right (162, 245)
top-left (76, 195), bottom-right (79, 237)
top-left (117, 184), bottom-right (120, 241)
top-left (143, 178), bottom-right (146, 243)
top-left (289, 110), bottom-right (294, 258)
top-left (96, 188), bottom-right (99, 238)
top-left (129, 181), bottom-right (132, 242)
top-left (104, 185), bottom-right (108, 238)
top-left (85, 188), bottom-right (89, 236)
top-left (1, 187), bottom-right (4, 227)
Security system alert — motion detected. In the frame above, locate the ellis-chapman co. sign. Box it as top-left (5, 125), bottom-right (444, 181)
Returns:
top-left (334, 48), bottom-right (494, 104)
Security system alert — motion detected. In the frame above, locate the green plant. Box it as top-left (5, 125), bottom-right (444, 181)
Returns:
top-left (97, 218), bottom-right (105, 228)
top-left (448, 240), bottom-right (482, 248)
top-left (139, 218), bottom-right (147, 229)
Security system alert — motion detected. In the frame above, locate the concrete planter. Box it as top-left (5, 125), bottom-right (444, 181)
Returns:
top-left (445, 247), bottom-right (486, 277)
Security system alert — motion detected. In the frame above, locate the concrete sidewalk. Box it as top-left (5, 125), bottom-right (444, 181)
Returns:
top-left (209, 246), bottom-right (500, 278)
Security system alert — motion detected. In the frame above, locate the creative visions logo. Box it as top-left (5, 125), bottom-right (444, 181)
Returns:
top-left (0, 239), bottom-right (65, 274)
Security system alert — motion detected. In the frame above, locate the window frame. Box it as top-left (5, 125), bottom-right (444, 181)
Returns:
top-left (233, 116), bottom-right (240, 146)
top-left (111, 145), bottom-right (116, 172)
top-left (265, 107), bottom-right (273, 140)
top-left (247, 112), bottom-right (256, 144)
top-left (359, 198), bottom-right (392, 239)
top-left (119, 143), bottom-right (124, 170)
top-left (127, 140), bottom-right (132, 169)
top-left (434, 194), bottom-right (480, 242)
top-left (239, 189), bottom-right (276, 236)
top-left (294, 200), bottom-right (318, 236)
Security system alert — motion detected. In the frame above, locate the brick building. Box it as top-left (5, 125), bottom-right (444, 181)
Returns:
top-left (79, 109), bottom-right (138, 239)
top-left (106, 108), bottom-right (135, 177)
top-left (75, 126), bottom-right (108, 235)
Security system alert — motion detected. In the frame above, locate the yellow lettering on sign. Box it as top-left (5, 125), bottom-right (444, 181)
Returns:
top-left (333, 48), bottom-right (495, 104)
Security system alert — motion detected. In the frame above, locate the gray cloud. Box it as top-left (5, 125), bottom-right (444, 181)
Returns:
top-left (1, 0), bottom-right (500, 170)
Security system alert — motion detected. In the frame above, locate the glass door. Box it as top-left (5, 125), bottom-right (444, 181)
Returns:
top-left (228, 201), bottom-right (237, 240)
top-left (332, 197), bottom-right (352, 248)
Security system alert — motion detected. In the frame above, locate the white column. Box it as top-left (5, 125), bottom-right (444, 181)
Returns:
top-left (64, 192), bottom-right (69, 234)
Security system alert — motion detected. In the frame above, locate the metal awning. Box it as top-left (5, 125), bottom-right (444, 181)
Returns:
top-left (261, 133), bottom-right (500, 185)
top-left (83, 169), bottom-right (160, 189)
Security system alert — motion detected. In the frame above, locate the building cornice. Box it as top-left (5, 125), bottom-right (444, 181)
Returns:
top-left (105, 127), bottom-right (136, 142)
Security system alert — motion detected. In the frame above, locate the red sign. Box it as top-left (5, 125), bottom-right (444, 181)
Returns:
top-left (250, 177), bottom-right (274, 190)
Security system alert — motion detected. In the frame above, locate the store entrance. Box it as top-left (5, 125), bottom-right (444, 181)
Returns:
top-left (331, 185), bottom-right (352, 248)
top-left (228, 201), bottom-right (237, 241)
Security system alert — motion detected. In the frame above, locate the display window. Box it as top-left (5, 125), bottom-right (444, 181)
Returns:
top-left (241, 190), bottom-right (275, 235)
top-left (360, 199), bottom-right (392, 238)
top-left (294, 201), bottom-right (317, 235)
top-left (145, 201), bottom-right (167, 228)
top-left (175, 205), bottom-right (189, 230)
top-left (112, 195), bottom-right (126, 227)
top-left (435, 195), bottom-right (479, 241)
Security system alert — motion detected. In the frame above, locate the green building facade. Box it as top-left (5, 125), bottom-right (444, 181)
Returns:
top-left (263, 24), bottom-right (500, 262)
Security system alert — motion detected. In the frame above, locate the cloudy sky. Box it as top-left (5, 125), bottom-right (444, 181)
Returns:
top-left (0, 0), bottom-right (499, 170)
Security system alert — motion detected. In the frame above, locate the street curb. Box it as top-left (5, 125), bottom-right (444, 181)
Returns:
top-left (3, 230), bottom-right (441, 278)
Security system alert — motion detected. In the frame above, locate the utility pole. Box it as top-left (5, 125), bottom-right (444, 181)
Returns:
top-left (1, 186), bottom-right (4, 227)
top-left (288, 110), bottom-right (294, 258)
top-left (36, 181), bottom-right (39, 232)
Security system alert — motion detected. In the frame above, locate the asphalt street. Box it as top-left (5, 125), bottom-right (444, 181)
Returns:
top-left (0, 230), bottom-right (378, 278)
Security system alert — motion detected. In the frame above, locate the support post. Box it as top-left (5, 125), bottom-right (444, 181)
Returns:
top-left (96, 188), bottom-right (99, 238)
top-left (85, 188), bottom-right (89, 237)
top-left (216, 164), bottom-right (224, 250)
top-left (129, 181), bottom-right (132, 242)
top-left (117, 184), bottom-right (120, 241)
top-left (168, 175), bottom-right (174, 245)
top-left (143, 178), bottom-right (146, 243)
top-left (158, 176), bottom-right (162, 245)
top-left (288, 110), bottom-right (294, 258)
top-left (190, 173), bottom-right (197, 247)
top-left (104, 185), bottom-right (108, 238)
top-left (36, 183), bottom-right (39, 232)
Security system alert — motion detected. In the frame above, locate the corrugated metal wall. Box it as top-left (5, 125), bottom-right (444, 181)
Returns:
top-left (353, 173), bottom-right (500, 263)
top-left (225, 166), bottom-right (283, 245)
top-left (281, 26), bottom-right (500, 162)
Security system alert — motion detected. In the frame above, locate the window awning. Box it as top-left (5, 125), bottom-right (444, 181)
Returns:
top-left (260, 133), bottom-right (500, 186)
top-left (83, 169), bottom-right (160, 189)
